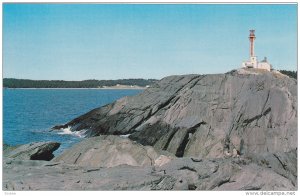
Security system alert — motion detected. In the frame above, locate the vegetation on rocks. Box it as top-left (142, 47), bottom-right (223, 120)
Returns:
top-left (279, 70), bottom-right (297, 79)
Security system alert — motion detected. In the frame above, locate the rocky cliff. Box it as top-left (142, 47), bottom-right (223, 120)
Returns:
top-left (4, 70), bottom-right (297, 191)
top-left (54, 70), bottom-right (297, 159)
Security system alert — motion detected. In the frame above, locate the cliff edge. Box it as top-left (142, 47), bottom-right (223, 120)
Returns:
top-left (54, 70), bottom-right (297, 159)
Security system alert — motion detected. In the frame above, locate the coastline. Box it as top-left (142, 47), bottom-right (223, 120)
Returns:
top-left (3, 87), bottom-right (147, 90)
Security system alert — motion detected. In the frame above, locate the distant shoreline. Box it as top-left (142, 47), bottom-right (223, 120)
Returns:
top-left (3, 87), bottom-right (147, 90)
top-left (4, 78), bottom-right (157, 89)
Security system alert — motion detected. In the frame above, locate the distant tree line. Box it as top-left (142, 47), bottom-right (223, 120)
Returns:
top-left (279, 70), bottom-right (297, 79)
top-left (3, 78), bottom-right (158, 88)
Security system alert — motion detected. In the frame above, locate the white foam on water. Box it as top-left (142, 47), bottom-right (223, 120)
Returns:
top-left (120, 134), bottom-right (131, 138)
top-left (56, 126), bottom-right (86, 138)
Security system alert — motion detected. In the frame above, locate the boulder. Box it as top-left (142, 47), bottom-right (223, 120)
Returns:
top-left (4, 142), bottom-right (60, 161)
top-left (53, 135), bottom-right (173, 168)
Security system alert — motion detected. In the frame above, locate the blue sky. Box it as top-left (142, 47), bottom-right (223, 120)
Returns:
top-left (3, 4), bottom-right (297, 80)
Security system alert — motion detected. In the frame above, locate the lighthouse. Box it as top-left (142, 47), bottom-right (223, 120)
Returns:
top-left (249, 30), bottom-right (255, 57)
top-left (242, 30), bottom-right (271, 71)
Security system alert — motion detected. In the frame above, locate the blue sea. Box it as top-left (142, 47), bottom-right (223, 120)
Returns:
top-left (3, 89), bottom-right (142, 154)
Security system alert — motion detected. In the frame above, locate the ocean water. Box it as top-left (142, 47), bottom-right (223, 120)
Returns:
top-left (3, 89), bottom-right (143, 154)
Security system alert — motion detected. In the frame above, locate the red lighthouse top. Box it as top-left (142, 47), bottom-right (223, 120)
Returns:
top-left (249, 30), bottom-right (256, 57)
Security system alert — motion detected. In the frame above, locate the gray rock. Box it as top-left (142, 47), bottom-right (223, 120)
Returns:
top-left (3, 144), bottom-right (17, 154)
top-left (53, 71), bottom-right (297, 158)
top-left (4, 142), bottom-right (60, 161)
top-left (3, 150), bottom-right (296, 191)
top-left (3, 159), bottom-right (162, 190)
top-left (53, 135), bottom-right (173, 168)
top-left (246, 149), bottom-right (297, 186)
top-left (5, 71), bottom-right (295, 191)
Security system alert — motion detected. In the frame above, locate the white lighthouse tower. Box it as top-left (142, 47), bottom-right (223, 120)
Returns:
top-left (242, 30), bottom-right (271, 71)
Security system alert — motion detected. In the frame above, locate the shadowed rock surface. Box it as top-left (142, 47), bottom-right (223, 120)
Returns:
top-left (53, 71), bottom-right (297, 158)
top-left (3, 142), bottom-right (60, 161)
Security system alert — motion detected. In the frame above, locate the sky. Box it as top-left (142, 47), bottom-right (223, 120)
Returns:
top-left (3, 4), bottom-right (297, 80)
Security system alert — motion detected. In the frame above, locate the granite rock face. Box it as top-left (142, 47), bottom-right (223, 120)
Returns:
top-left (3, 150), bottom-right (296, 190)
top-left (53, 135), bottom-right (174, 168)
top-left (4, 70), bottom-right (297, 191)
top-left (4, 142), bottom-right (60, 161)
top-left (54, 71), bottom-right (297, 158)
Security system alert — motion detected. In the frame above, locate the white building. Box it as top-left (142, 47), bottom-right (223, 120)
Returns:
top-left (242, 30), bottom-right (272, 71)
